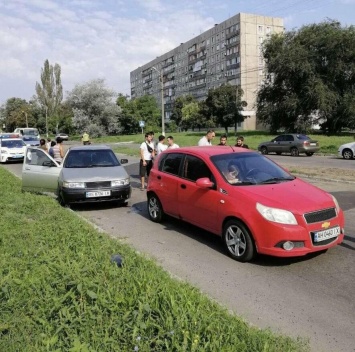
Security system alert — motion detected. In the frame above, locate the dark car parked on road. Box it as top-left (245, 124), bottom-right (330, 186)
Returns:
top-left (258, 134), bottom-right (319, 156)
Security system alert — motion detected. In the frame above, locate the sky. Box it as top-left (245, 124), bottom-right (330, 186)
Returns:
top-left (0, 0), bottom-right (355, 105)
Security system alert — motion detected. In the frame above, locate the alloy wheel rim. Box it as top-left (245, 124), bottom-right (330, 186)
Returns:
top-left (226, 226), bottom-right (246, 257)
top-left (149, 198), bottom-right (160, 218)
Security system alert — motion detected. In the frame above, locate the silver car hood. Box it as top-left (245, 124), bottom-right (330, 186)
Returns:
top-left (61, 166), bottom-right (129, 182)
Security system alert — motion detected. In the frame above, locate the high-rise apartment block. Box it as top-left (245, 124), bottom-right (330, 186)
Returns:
top-left (130, 13), bottom-right (283, 130)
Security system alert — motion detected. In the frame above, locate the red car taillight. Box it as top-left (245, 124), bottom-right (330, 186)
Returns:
top-left (303, 141), bottom-right (310, 146)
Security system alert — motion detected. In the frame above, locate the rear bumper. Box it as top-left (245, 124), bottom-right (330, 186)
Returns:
top-left (61, 185), bottom-right (132, 204)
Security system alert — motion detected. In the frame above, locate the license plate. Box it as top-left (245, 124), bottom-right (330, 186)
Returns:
top-left (12, 155), bottom-right (23, 158)
top-left (86, 190), bottom-right (111, 198)
top-left (310, 143), bottom-right (317, 146)
top-left (314, 226), bottom-right (340, 242)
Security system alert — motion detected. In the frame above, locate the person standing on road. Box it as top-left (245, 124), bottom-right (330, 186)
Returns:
top-left (167, 136), bottom-right (179, 149)
top-left (139, 132), bottom-right (155, 191)
top-left (156, 135), bottom-right (168, 156)
top-left (39, 138), bottom-right (48, 152)
top-left (198, 130), bottom-right (215, 146)
top-left (82, 131), bottom-right (90, 145)
top-left (53, 137), bottom-right (64, 164)
top-left (235, 136), bottom-right (249, 149)
top-left (46, 138), bottom-right (51, 151)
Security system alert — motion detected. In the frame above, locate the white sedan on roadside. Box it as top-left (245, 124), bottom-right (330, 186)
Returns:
top-left (338, 142), bottom-right (355, 160)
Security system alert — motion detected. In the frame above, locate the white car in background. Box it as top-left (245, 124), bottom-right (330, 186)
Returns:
top-left (338, 142), bottom-right (355, 160)
top-left (0, 137), bottom-right (27, 163)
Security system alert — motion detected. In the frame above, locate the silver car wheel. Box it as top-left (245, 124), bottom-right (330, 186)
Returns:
top-left (223, 220), bottom-right (255, 262)
top-left (343, 149), bottom-right (353, 160)
top-left (148, 194), bottom-right (164, 223)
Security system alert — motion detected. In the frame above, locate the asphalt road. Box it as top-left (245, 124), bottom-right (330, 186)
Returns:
top-left (2, 155), bottom-right (355, 352)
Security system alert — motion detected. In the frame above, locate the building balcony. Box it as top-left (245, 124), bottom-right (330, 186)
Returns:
top-left (189, 83), bottom-right (206, 90)
top-left (225, 29), bottom-right (240, 40)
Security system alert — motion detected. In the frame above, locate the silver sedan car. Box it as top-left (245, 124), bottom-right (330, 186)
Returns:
top-left (22, 145), bottom-right (131, 206)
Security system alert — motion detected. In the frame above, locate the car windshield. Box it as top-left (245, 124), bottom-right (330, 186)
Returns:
top-left (64, 149), bottom-right (120, 168)
top-left (23, 136), bottom-right (39, 141)
top-left (1, 140), bottom-right (26, 148)
top-left (23, 129), bottom-right (39, 136)
top-left (211, 152), bottom-right (295, 185)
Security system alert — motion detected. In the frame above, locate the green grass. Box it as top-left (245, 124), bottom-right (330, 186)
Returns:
top-left (0, 167), bottom-right (309, 352)
top-left (95, 131), bottom-right (354, 156)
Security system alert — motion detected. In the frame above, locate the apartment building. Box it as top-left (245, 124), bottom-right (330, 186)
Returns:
top-left (130, 13), bottom-right (284, 130)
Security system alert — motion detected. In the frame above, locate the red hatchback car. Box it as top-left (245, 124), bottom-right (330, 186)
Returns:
top-left (147, 146), bottom-right (345, 262)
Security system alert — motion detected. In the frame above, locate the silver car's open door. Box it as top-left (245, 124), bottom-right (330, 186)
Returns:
top-left (22, 147), bottom-right (61, 193)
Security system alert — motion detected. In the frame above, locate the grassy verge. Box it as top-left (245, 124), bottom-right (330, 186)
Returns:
top-left (94, 131), bottom-right (354, 155)
top-left (0, 167), bottom-right (308, 351)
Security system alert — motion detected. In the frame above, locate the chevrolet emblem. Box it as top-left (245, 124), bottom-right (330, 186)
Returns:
top-left (321, 222), bottom-right (331, 229)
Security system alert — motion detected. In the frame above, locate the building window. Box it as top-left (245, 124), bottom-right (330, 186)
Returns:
top-left (258, 25), bottom-right (263, 33)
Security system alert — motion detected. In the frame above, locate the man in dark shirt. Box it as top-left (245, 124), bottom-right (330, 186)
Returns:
top-left (235, 135), bottom-right (249, 149)
top-left (218, 134), bottom-right (228, 146)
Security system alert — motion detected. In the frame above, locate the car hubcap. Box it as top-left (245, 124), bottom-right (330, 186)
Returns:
top-left (226, 226), bottom-right (246, 257)
top-left (149, 197), bottom-right (160, 218)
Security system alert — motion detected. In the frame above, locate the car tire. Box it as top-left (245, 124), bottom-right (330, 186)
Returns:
top-left (290, 147), bottom-right (299, 157)
top-left (305, 152), bottom-right (314, 156)
top-left (58, 190), bottom-right (69, 208)
top-left (260, 146), bottom-right (268, 155)
top-left (276, 152), bottom-right (282, 155)
top-left (342, 149), bottom-right (353, 160)
top-left (222, 219), bottom-right (256, 262)
top-left (148, 193), bottom-right (164, 223)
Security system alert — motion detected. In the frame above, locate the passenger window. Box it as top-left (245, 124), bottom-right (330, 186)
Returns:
top-left (26, 149), bottom-right (51, 166)
top-left (183, 155), bottom-right (212, 182)
top-left (160, 153), bottom-right (183, 176)
top-left (275, 135), bottom-right (285, 142)
top-left (285, 135), bottom-right (294, 141)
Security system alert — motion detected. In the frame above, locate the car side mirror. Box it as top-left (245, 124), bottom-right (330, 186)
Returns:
top-left (196, 177), bottom-right (214, 189)
top-left (120, 159), bottom-right (128, 164)
top-left (42, 160), bottom-right (56, 167)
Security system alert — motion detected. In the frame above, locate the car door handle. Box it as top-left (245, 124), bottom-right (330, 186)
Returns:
top-left (180, 184), bottom-right (186, 189)
top-left (25, 167), bottom-right (31, 170)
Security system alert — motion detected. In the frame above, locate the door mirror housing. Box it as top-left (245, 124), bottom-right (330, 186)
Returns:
top-left (120, 158), bottom-right (129, 164)
top-left (196, 177), bottom-right (214, 189)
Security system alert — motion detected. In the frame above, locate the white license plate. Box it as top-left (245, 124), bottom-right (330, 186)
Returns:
top-left (314, 226), bottom-right (340, 242)
top-left (86, 190), bottom-right (111, 198)
top-left (310, 143), bottom-right (317, 146)
top-left (12, 155), bottom-right (23, 158)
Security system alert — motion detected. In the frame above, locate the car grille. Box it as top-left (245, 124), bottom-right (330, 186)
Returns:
top-left (304, 208), bottom-right (337, 224)
top-left (86, 181), bottom-right (111, 188)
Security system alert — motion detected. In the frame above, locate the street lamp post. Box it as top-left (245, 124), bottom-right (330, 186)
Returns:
top-left (22, 111), bottom-right (28, 128)
top-left (151, 66), bottom-right (165, 136)
top-left (45, 106), bottom-right (48, 138)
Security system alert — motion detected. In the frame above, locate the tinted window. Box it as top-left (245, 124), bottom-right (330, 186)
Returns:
top-left (159, 153), bottom-right (183, 176)
top-left (64, 149), bottom-right (119, 168)
top-left (183, 155), bottom-right (212, 182)
top-left (274, 135), bottom-right (285, 142)
top-left (296, 134), bottom-right (310, 140)
top-left (285, 135), bottom-right (294, 141)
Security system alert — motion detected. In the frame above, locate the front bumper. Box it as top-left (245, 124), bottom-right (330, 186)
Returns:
top-left (248, 210), bottom-right (345, 257)
top-left (60, 185), bottom-right (132, 204)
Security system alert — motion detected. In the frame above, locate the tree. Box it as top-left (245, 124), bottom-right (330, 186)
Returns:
top-left (67, 79), bottom-right (121, 136)
top-left (35, 59), bottom-right (63, 136)
top-left (120, 95), bottom-right (161, 134)
top-left (257, 20), bottom-right (355, 133)
top-left (205, 84), bottom-right (247, 134)
top-left (0, 98), bottom-right (37, 132)
top-left (170, 95), bottom-right (196, 131)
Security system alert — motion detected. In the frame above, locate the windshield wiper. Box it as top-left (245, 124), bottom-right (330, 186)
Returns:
top-left (259, 177), bottom-right (295, 184)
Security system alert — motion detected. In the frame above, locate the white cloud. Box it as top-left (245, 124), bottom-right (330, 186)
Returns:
top-left (0, 0), bottom-right (354, 103)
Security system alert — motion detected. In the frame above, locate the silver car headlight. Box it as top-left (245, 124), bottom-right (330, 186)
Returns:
top-left (256, 202), bottom-right (298, 225)
top-left (111, 178), bottom-right (130, 187)
top-left (63, 181), bottom-right (86, 189)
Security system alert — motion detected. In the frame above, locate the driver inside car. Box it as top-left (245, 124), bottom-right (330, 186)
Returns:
top-left (224, 163), bottom-right (241, 184)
